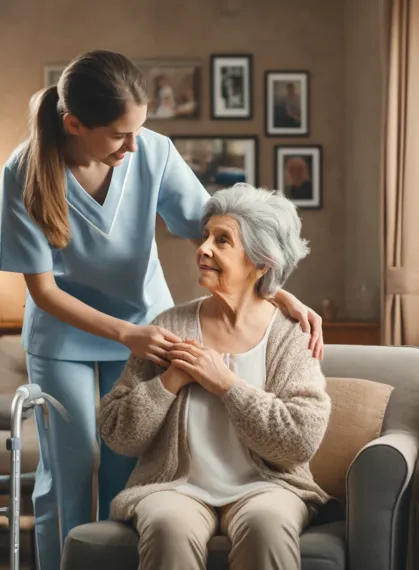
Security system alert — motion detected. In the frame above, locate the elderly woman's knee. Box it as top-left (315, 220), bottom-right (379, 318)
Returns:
top-left (232, 505), bottom-right (302, 547)
top-left (136, 506), bottom-right (213, 567)
top-left (140, 510), bottom-right (192, 541)
top-left (135, 499), bottom-right (214, 547)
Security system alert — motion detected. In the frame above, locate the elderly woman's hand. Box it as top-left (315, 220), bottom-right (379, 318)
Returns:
top-left (160, 364), bottom-right (195, 395)
top-left (169, 340), bottom-right (238, 396)
top-left (274, 290), bottom-right (324, 360)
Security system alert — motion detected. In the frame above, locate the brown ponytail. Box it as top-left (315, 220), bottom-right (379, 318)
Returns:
top-left (22, 85), bottom-right (70, 248)
top-left (21, 51), bottom-right (148, 249)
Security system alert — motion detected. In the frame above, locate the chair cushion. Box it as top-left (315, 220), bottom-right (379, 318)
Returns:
top-left (0, 272), bottom-right (25, 324)
top-left (0, 334), bottom-right (38, 475)
top-left (310, 377), bottom-right (393, 504)
top-left (61, 520), bottom-right (346, 570)
top-left (321, 345), bottom-right (419, 438)
top-left (0, 414), bottom-right (39, 474)
top-left (0, 335), bottom-right (27, 393)
top-left (0, 335), bottom-right (39, 475)
top-left (301, 522), bottom-right (346, 570)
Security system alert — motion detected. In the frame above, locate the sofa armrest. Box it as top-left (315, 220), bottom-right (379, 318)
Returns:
top-left (0, 393), bottom-right (34, 431)
top-left (347, 431), bottom-right (418, 570)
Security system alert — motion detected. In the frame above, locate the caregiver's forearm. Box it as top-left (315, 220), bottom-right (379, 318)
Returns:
top-left (274, 288), bottom-right (296, 305)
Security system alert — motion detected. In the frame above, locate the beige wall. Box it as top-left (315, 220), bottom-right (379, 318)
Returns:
top-left (343, 0), bottom-right (384, 320)
top-left (0, 0), bottom-right (383, 319)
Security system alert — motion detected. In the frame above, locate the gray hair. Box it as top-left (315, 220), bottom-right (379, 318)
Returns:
top-left (201, 183), bottom-right (310, 297)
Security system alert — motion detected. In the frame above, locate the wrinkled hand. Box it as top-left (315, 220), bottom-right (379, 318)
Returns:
top-left (305, 307), bottom-right (324, 360)
top-left (160, 364), bottom-right (195, 395)
top-left (120, 324), bottom-right (181, 366)
top-left (274, 292), bottom-right (324, 360)
top-left (169, 340), bottom-right (238, 396)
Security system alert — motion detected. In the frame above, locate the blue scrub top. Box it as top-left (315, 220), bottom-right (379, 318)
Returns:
top-left (0, 128), bottom-right (210, 361)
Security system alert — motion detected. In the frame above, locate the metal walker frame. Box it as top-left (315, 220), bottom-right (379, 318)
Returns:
top-left (1, 384), bottom-right (68, 570)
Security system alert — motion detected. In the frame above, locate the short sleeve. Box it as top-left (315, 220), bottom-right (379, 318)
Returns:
top-left (157, 138), bottom-right (210, 239)
top-left (0, 165), bottom-right (53, 274)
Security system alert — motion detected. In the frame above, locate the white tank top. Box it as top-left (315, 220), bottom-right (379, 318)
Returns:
top-left (176, 301), bottom-right (278, 506)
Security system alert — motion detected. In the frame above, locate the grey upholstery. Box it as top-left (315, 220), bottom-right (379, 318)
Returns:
top-left (0, 393), bottom-right (34, 430)
top-left (321, 345), bottom-right (419, 437)
top-left (59, 345), bottom-right (419, 570)
top-left (0, 335), bottom-right (36, 566)
top-left (347, 432), bottom-right (417, 570)
top-left (0, 335), bottom-right (38, 476)
top-left (61, 520), bottom-right (347, 570)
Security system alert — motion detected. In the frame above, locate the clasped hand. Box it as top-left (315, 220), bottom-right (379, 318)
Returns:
top-left (121, 324), bottom-right (236, 395)
top-left (168, 340), bottom-right (237, 396)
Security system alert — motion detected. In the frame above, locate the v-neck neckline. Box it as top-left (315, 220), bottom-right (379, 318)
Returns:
top-left (65, 153), bottom-right (133, 237)
top-left (66, 163), bottom-right (114, 208)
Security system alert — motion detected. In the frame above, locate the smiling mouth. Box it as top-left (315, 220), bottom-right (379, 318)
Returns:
top-left (199, 265), bottom-right (219, 272)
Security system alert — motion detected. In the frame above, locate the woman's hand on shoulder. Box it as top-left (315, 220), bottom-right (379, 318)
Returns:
top-left (169, 340), bottom-right (238, 396)
top-left (273, 290), bottom-right (324, 360)
top-left (119, 323), bottom-right (182, 366)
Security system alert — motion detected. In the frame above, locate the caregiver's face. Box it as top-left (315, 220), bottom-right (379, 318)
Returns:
top-left (196, 215), bottom-right (257, 294)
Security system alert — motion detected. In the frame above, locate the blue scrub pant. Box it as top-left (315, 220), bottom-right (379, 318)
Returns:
top-left (26, 355), bottom-right (137, 570)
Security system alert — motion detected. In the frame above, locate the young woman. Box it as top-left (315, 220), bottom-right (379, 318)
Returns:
top-left (0, 50), bottom-right (323, 570)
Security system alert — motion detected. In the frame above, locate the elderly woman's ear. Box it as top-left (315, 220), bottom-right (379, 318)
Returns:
top-left (255, 265), bottom-right (269, 281)
top-left (198, 184), bottom-right (324, 359)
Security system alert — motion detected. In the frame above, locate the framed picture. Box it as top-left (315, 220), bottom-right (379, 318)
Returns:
top-left (136, 60), bottom-right (200, 119)
top-left (171, 136), bottom-right (258, 195)
top-left (274, 145), bottom-right (322, 209)
top-left (44, 65), bottom-right (66, 87)
top-left (210, 54), bottom-right (252, 119)
top-left (266, 71), bottom-right (309, 136)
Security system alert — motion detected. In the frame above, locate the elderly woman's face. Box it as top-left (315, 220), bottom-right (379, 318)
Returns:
top-left (196, 215), bottom-right (258, 294)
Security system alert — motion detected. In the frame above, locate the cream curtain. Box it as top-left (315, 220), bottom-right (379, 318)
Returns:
top-left (383, 0), bottom-right (419, 346)
top-left (383, 4), bottom-right (419, 569)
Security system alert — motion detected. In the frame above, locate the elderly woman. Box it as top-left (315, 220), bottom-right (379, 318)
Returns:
top-left (100, 184), bottom-right (331, 570)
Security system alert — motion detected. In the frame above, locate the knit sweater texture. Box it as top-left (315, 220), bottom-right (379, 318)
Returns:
top-left (99, 298), bottom-right (331, 520)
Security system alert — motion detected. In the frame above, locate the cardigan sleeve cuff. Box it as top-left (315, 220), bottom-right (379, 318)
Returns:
top-left (221, 377), bottom-right (258, 407)
top-left (147, 376), bottom-right (177, 406)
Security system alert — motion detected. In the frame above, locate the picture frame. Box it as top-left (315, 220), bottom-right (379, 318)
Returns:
top-left (171, 135), bottom-right (258, 195)
top-left (43, 60), bottom-right (201, 121)
top-left (274, 145), bottom-right (322, 209)
top-left (44, 64), bottom-right (66, 87)
top-left (266, 71), bottom-right (309, 136)
top-left (210, 54), bottom-right (253, 120)
top-left (135, 60), bottom-right (201, 120)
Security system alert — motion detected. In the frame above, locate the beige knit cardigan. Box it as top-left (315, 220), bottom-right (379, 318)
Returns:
top-left (99, 298), bottom-right (331, 521)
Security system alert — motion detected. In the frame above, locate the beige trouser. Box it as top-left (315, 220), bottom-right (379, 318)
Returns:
top-left (133, 487), bottom-right (310, 570)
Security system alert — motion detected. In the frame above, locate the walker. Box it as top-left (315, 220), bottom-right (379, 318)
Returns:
top-left (0, 384), bottom-right (69, 570)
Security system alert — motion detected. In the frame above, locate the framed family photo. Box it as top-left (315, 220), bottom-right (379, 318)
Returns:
top-left (44, 64), bottom-right (66, 87)
top-left (171, 135), bottom-right (258, 195)
top-left (136, 60), bottom-right (200, 119)
top-left (274, 145), bottom-right (322, 209)
top-left (210, 54), bottom-right (252, 119)
top-left (266, 71), bottom-right (309, 136)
